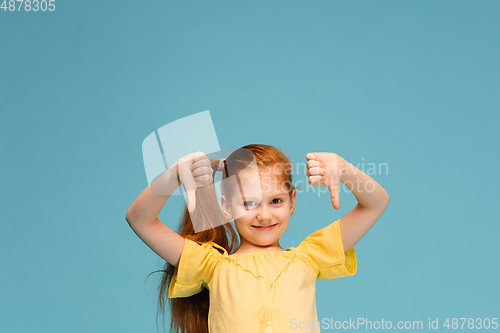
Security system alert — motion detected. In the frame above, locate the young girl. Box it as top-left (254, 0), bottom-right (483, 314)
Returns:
top-left (126, 144), bottom-right (389, 333)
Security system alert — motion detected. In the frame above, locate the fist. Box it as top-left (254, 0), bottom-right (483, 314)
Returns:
top-left (176, 151), bottom-right (213, 213)
top-left (306, 152), bottom-right (344, 210)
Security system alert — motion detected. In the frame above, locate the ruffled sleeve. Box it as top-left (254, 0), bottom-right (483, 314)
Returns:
top-left (168, 238), bottom-right (224, 298)
top-left (297, 219), bottom-right (357, 279)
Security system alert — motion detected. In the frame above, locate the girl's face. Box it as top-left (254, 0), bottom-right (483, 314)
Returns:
top-left (221, 167), bottom-right (296, 252)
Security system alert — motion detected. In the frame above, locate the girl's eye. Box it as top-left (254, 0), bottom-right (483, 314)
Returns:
top-left (244, 198), bottom-right (282, 207)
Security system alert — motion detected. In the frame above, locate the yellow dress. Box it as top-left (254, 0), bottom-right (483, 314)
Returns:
top-left (169, 219), bottom-right (357, 333)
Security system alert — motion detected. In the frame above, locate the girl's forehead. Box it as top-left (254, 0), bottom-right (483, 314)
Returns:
top-left (238, 168), bottom-right (283, 185)
top-left (237, 170), bottom-right (287, 195)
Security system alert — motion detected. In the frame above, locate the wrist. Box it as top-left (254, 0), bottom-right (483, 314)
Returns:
top-left (150, 163), bottom-right (181, 196)
top-left (338, 156), bottom-right (350, 183)
top-left (173, 161), bottom-right (181, 187)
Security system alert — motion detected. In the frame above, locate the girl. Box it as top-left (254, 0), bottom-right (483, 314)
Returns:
top-left (126, 144), bottom-right (389, 333)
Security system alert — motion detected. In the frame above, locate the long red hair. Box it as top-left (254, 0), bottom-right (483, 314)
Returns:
top-left (148, 144), bottom-right (297, 333)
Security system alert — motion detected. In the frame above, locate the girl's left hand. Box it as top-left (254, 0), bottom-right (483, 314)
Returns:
top-left (306, 152), bottom-right (345, 210)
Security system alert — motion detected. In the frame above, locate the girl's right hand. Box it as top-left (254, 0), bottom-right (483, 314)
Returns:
top-left (175, 152), bottom-right (213, 213)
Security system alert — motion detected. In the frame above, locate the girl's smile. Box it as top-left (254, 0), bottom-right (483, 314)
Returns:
top-left (251, 223), bottom-right (278, 230)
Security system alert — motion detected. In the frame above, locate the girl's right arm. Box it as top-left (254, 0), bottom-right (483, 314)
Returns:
top-left (125, 163), bottom-right (185, 267)
top-left (125, 152), bottom-right (213, 267)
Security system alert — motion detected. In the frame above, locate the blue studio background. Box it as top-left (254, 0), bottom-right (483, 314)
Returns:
top-left (1, 1), bottom-right (499, 332)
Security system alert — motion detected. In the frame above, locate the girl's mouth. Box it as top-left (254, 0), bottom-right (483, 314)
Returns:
top-left (252, 223), bottom-right (278, 231)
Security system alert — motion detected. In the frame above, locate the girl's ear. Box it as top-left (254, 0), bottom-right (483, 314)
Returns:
top-left (220, 195), bottom-right (233, 221)
top-left (290, 189), bottom-right (297, 214)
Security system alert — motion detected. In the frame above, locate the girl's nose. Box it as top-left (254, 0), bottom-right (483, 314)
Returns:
top-left (257, 209), bottom-right (273, 221)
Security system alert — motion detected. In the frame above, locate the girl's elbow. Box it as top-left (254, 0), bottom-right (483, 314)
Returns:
top-left (382, 194), bottom-right (390, 210)
top-left (381, 188), bottom-right (390, 203)
top-left (377, 191), bottom-right (390, 210)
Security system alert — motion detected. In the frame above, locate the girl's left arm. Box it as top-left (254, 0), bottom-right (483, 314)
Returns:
top-left (306, 153), bottom-right (390, 252)
top-left (337, 155), bottom-right (389, 251)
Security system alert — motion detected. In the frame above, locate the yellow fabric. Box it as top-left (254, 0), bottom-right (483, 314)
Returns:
top-left (169, 219), bottom-right (357, 333)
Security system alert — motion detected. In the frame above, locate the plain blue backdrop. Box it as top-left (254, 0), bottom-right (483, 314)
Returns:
top-left (1, 1), bottom-right (499, 332)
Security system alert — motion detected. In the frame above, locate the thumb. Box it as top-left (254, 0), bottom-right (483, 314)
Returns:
top-left (328, 181), bottom-right (340, 210)
top-left (186, 188), bottom-right (197, 213)
top-left (331, 192), bottom-right (340, 210)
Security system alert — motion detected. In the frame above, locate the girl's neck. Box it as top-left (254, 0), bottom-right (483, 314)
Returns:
top-left (232, 244), bottom-right (285, 255)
